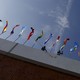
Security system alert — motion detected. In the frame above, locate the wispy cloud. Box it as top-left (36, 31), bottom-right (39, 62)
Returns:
top-left (57, 16), bottom-right (69, 28)
top-left (54, 0), bottom-right (74, 53)
top-left (42, 25), bottom-right (51, 33)
top-left (44, 0), bottom-right (74, 53)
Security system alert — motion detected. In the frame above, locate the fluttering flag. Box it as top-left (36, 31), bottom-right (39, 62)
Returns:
top-left (52, 36), bottom-right (60, 47)
top-left (70, 42), bottom-right (78, 52)
top-left (23, 27), bottom-right (34, 45)
top-left (19, 26), bottom-right (26, 36)
top-left (35, 30), bottom-right (44, 42)
top-left (27, 27), bottom-right (34, 40)
top-left (50, 36), bottom-right (60, 53)
top-left (57, 38), bottom-right (70, 55)
top-left (2, 21), bottom-right (8, 33)
top-left (44, 33), bottom-right (53, 45)
top-left (32, 30), bottom-right (44, 47)
top-left (5, 24), bottom-right (20, 40)
top-left (14, 26), bottom-right (26, 42)
top-left (10, 24), bottom-right (20, 35)
top-left (60, 38), bottom-right (70, 50)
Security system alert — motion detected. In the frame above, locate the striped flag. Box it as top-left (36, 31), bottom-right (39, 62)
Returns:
top-left (2, 21), bottom-right (8, 33)
top-left (60, 38), bottom-right (70, 51)
top-left (32, 30), bottom-right (44, 47)
top-left (52, 36), bottom-right (60, 47)
top-left (50, 36), bottom-right (60, 53)
top-left (35, 30), bottom-right (43, 42)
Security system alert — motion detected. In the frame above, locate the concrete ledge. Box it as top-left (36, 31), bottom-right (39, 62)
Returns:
top-left (0, 38), bottom-right (80, 77)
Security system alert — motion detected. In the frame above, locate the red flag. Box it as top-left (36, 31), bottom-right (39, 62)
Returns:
top-left (64, 38), bottom-right (70, 45)
top-left (27, 27), bottom-right (34, 40)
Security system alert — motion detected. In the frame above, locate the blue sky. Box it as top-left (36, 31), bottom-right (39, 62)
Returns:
top-left (0, 0), bottom-right (80, 61)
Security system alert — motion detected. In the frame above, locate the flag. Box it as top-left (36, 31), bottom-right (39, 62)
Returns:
top-left (57, 38), bottom-right (70, 55)
top-left (60, 38), bottom-right (70, 51)
top-left (27, 27), bottom-right (34, 40)
top-left (10, 24), bottom-right (20, 35)
top-left (2, 21), bottom-right (8, 33)
top-left (35, 30), bottom-right (43, 42)
top-left (70, 42), bottom-right (78, 52)
top-left (50, 36), bottom-right (60, 53)
top-left (19, 26), bottom-right (26, 36)
top-left (44, 33), bottom-right (53, 44)
top-left (52, 36), bottom-right (60, 47)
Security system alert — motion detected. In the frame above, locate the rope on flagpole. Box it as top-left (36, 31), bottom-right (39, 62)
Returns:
top-left (23, 40), bottom-right (28, 45)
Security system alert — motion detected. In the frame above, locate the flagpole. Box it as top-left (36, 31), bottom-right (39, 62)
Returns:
top-left (0, 32), bottom-right (3, 36)
top-left (14, 36), bottom-right (21, 42)
top-left (37, 41), bottom-right (43, 47)
top-left (5, 34), bottom-right (11, 40)
top-left (8, 43), bottom-right (18, 53)
top-left (23, 40), bottom-right (28, 45)
top-left (50, 43), bottom-right (55, 53)
top-left (32, 41), bottom-right (36, 48)
top-left (50, 47), bottom-right (53, 53)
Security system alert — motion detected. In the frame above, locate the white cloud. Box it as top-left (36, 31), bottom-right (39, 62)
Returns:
top-left (53, 0), bottom-right (73, 53)
top-left (57, 16), bottom-right (69, 28)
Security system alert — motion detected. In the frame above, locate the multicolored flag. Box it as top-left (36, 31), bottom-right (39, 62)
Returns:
top-left (50, 36), bottom-right (60, 53)
top-left (32, 30), bottom-right (44, 47)
top-left (27, 27), bottom-right (34, 40)
top-left (60, 38), bottom-right (70, 51)
top-left (35, 30), bottom-right (44, 42)
top-left (57, 38), bottom-right (70, 55)
top-left (52, 36), bottom-right (60, 47)
top-left (44, 33), bottom-right (53, 44)
top-left (70, 42), bottom-right (78, 52)
top-left (2, 21), bottom-right (8, 33)
top-left (10, 24), bottom-right (20, 35)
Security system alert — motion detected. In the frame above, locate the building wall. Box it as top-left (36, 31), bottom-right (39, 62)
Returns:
top-left (0, 38), bottom-right (80, 76)
top-left (0, 54), bottom-right (80, 80)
